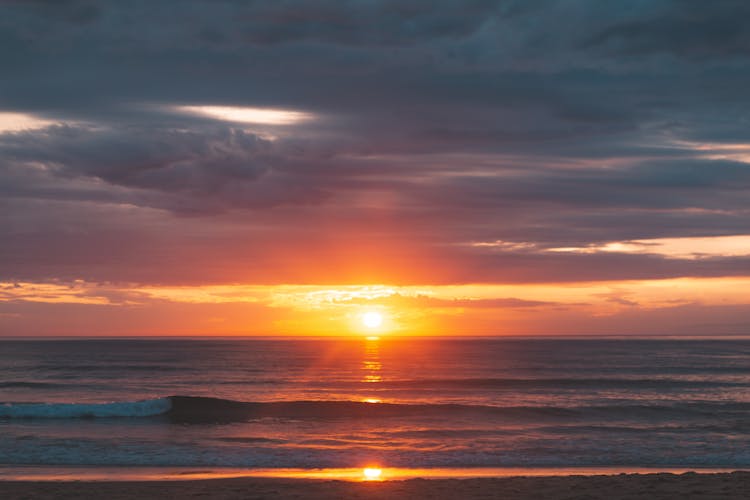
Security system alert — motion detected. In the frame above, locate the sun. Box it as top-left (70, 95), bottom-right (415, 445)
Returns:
top-left (362, 311), bottom-right (383, 329)
top-left (363, 467), bottom-right (383, 480)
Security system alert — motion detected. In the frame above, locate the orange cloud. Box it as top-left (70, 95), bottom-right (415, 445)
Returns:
top-left (2, 277), bottom-right (749, 336)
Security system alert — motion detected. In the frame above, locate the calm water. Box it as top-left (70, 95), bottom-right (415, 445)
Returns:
top-left (2, 338), bottom-right (750, 468)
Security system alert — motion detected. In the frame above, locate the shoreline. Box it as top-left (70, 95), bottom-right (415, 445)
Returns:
top-left (1, 465), bottom-right (749, 481)
top-left (1, 472), bottom-right (749, 499)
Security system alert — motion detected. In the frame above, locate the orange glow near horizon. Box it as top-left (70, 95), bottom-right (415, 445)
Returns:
top-left (2, 277), bottom-right (750, 336)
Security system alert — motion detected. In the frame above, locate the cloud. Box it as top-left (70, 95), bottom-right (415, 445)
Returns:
top-left (0, 112), bottom-right (62, 132)
top-left (175, 105), bottom-right (315, 125)
top-left (2, 278), bottom-right (749, 336)
top-left (325, 292), bottom-right (561, 309)
top-left (547, 235), bottom-right (750, 260)
top-left (0, 124), bottom-right (338, 214)
top-left (0, 0), bottom-right (748, 302)
top-left (583, 0), bottom-right (750, 59)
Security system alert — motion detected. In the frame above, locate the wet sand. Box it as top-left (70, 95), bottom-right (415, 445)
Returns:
top-left (1, 472), bottom-right (749, 499)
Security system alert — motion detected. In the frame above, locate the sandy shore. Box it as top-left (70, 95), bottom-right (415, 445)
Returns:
top-left (1, 472), bottom-right (749, 499)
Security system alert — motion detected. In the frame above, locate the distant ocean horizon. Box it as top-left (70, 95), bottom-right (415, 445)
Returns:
top-left (2, 337), bottom-right (750, 470)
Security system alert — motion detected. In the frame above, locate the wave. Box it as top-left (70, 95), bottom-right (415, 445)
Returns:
top-left (165, 397), bottom-right (750, 423)
top-left (0, 397), bottom-right (172, 419)
top-left (3, 395), bottom-right (750, 422)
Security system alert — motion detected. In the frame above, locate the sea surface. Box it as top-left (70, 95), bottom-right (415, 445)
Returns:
top-left (2, 337), bottom-right (750, 470)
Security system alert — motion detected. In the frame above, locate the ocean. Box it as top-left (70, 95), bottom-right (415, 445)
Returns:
top-left (2, 337), bottom-right (750, 472)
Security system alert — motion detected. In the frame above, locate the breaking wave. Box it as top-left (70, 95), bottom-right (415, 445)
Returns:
top-left (0, 397), bottom-right (172, 419)
top-left (3, 395), bottom-right (750, 423)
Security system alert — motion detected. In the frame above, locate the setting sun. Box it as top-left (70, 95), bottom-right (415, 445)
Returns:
top-left (362, 311), bottom-right (383, 328)
top-left (363, 468), bottom-right (383, 480)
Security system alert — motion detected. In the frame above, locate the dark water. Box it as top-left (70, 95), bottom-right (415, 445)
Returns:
top-left (2, 338), bottom-right (750, 468)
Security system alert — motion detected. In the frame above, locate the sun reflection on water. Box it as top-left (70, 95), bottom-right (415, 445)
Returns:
top-left (361, 337), bottom-right (382, 384)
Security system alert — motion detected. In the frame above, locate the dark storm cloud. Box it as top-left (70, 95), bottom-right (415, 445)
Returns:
top-left (1, 0), bottom-right (750, 285)
top-left (233, 0), bottom-right (500, 46)
top-left (3, 0), bottom-right (750, 150)
top-left (583, 0), bottom-right (750, 59)
top-left (417, 159), bottom-right (750, 216)
top-left (0, 124), bottom-right (337, 213)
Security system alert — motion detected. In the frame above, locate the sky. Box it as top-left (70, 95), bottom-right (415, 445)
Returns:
top-left (1, 0), bottom-right (749, 336)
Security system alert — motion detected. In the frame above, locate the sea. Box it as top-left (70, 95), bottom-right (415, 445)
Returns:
top-left (2, 337), bottom-right (750, 474)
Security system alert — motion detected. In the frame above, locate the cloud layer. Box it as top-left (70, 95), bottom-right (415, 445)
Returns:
top-left (1, 1), bottom-right (749, 334)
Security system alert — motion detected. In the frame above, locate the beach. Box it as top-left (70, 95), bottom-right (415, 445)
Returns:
top-left (2, 472), bottom-right (749, 499)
